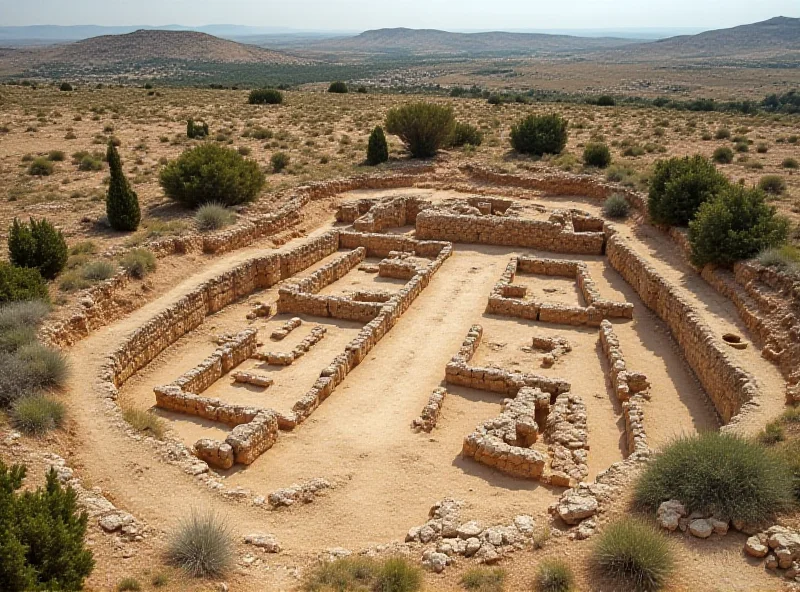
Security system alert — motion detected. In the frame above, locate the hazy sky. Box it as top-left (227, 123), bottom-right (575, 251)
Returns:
top-left (1, 0), bottom-right (797, 30)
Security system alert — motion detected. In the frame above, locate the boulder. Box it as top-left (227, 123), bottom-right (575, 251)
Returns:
top-left (745, 536), bottom-right (769, 558)
top-left (689, 519), bottom-right (713, 539)
top-left (656, 500), bottom-right (686, 532)
top-left (244, 533), bottom-right (281, 553)
top-left (555, 492), bottom-right (598, 525)
top-left (457, 521), bottom-right (484, 539)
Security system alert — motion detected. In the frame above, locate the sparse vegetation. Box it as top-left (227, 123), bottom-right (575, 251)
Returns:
top-left (160, 144), bottom-right (265, 207)
top-left (533, 559), bottom-right (574, 592)
top-left (10, 394), bottom-right (66, 435)
top-left (374, 557), bottom-right (423, 592)
top-left (460, 566), bottom-right (506, 592)
top-left (603, 194), bottom-right (631, 219)
top-left (168, 509), bottom-right (234, 578)
top-left (510, 113), bottom-right (568, 156)
top-left (122, 406), bottom-right (166, 440)
top-left (28, 157), bottom-right (54, 176)
top-left (385, 102), bottom-right (455, 158)
top-left (593, 518), bottom-right (674, 592)
top-left (635, 432), bottom-right (794, 524)
top-left (196, 203), bottom-right (236, 231)
top-left (120, 249), bottom-right (156, 279)
top-left (117, 577), bottom-right (142, 591)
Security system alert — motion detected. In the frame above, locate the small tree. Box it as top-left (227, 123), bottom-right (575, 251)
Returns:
top-left (59, 82), bottom-right (73, 92)
top-left (385, 102), bottom-right (455, 159)
top-left (106, 142), bottom-right (141, 232)
top-left (271, 152), bottom-right (290, 173)
top-left (186, 119), bottom-right (209, 139)
top-left (647, 155), bottom-right (728, 226)
top-left (510, 114), bottom-right (568, 156)
top-left (0, 263), bottom-right (49, 305)
top-left (366, 126), bottom-right (389, 165)
top-left (328, 81), bottom-right (348, 94)
top-left (449, 122), bottom-right (483, 148)
top-left (583, 142), bottom-right (612, 168)
top-left (0, 462), bottom-right (94, 591)
top-left (8, 218), bottom-right (67, 280)
top-left (689, 184), bottom-right (790, 267)
top-left (160, 144), bottom-right (265, 208)
top-left (247, 89), bottom-right (283, 105)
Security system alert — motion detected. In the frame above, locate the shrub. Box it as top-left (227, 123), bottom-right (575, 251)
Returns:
top-left (593, 518), bottom-right (673, 592)
top-left (48, 150), bottom-right (65, 162)
top-left (81, 260), bottom-right (118, 281)
top-left (487, 94), bottom-right (503, 105)
top-left (0, 463), bottom-right (94, 591)
top-left (712, 146), bottom-right (734, 164)
top-left (0, 300), bottom-right (50, 333)
top-left (583, 142), bottom-right (612, 168)
top-left (758, 175), bottom-right (787, 195)
top-left (328, 81), bottom-right (348, 93)
top-left (0, 263), bottom-right (49, 305)
top-left (117, 578), bottom-right (141, 591)
top-left (59, 82), bottom-right (73, 92)
top-left (367, 126), bottom-right (390, 165)
top-left (460, 566), bottom-right (506, 591)
top-left (121, 249), bottom-right (156, 279)
top-left (689, 184), bottom-right (789, 267)
top-left (271, 151), bottom-right (290, 173)
top-left (757, 245), bottom-right (800, 275)
top-left (510, 114), bottom-right (568, 156)
top-left (151, 573), bottom-right (168, 587)
top-left (17, 342), bottom-right (70, 390)
top-left (635, 432), bottom-right (794, 523)
top-left (782, 157), bottom-right (799, 169)
top-left (779, 439), bottom-right (800, 501)
top-left (302, 556), bottom-right (380, 591)
top-left (28, 157), bottom-right (54, 176)
top-left (374, 556), bottom-right (422, 592)
top-left (8, 217), bottom-right (68, 280)
top-left (647, 155), bottom-right (728, 226)
top-left (196, 203), bottom-right (236, 231)
top-left (450, 122), bottom-right (483, 148)
top-left (106, 142), bottom-right (141, 231)
top-left (168, 509), bottom-right (233, 578)
top-left (78, 153), bottom-right (103, 171)
top-left (186, 119), bottom-right (209, 139)
top-left (160, 144), bottom-right (265, 208)
top-left (122, 407), bottom-right (166, 439)
top-left (58, 271), bottom-right (90, 293)
top-left (756, 142), bottom-right (769, 153)
top-left (385, 102), bottom-right (455, 158)
top-left (714, 127), bottom-right (731, 140)
top-left (533, 559), bottom-right (574, 592)
top-left (603, 194), bottom-right (631, 219)
top-left (758, 421), bottom-right (785, 446)
top-left (248, 88), bottom-right (283, 105)
top-left (0, 325), bottom-right (36, 354)
top-left (596, 95), bottom-right (616, 106)
top-left (10, 395), bottom-right (66, 435)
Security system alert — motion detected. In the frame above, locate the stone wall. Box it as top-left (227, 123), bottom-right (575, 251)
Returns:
top-left (605, 228), bottom-right (758, 425)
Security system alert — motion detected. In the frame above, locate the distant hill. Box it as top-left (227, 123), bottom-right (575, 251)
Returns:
top-left (614, 16), bottom-right (800, 60)
top-left (304, 27), bottom-right (639, 56)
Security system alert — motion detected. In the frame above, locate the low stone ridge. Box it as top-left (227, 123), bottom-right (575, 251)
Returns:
top-left (654, 499), bottom-right (731, 539)
top-left (244, 533), bottom-right (282, 553)
top-left (255, 325), bottom-right (327, 366)
top-left (271, 317), bottom-right (302, 340)
top-left (405, 498), bottom-right (540, 569)
top-left (487, 256), bottom-right (633, 326)
top-left (232, 371), bottom-right (273, 388)
top-left (529, 335), bottom-right (572, 368)
top-left (268, 478), bottom-right (331, 508)
top-left (412, 387), bottom-right (447, 432)
top-left (545, 393), bottom-right (590, 485)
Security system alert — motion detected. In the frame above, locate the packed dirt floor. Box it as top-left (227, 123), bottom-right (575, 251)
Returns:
top-left (19, 186), bottom-right (782, 590)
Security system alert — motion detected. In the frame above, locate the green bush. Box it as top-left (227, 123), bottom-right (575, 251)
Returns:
top-left (186, 119), bottom-right (209, 139)
top-left (712, 146), bottom-right (734, 164)
top-left (10, 395), bottom-right (66, 436)
top-left (487, 94), bottom-right (503, 105)
top-left (583, 142), bottom-right (612, 168)
top-left (510, 114), bottom-right (568, 156)
top-left (460, 566), bottom-right (506, 591)
top-left (688, 184), bottom-right (789, 267)
top-left (196, 203), bottom-right (236, 231)
top-left (28, 158), bottom-right (54, 176)
top-left (248, 88), bottom-right (283, 105)
top-left (328, 81), bottom-right (348, 93)
top-left (59, 82), bottom-right (73, 92)
top-left (374, 557), bottom-right (422, 592)
top-left (121, 249), bottom-right (156, 279)
top-left (450, 122), bottom-right (483, 148)
top-left (159, 144), bottom-right (265, 208)
top-left (271, 151), bottom-right (290, 173)
top-left (757, 245), bottom-right (800, 276)
top-left (603, 194), bottom-right (631, 219)
top-left (647, 155), bottom-right (728, 226)
top-left (48, 150), bottom-right (66, 162)
top-left (58, 271), bottom-right (90, 293)
top-left (758, 421), bottom-right (785, 446)
top-left (8, 217), bottom-right (68, 280)
top-left (367, 126), bottom-right (390, 165)
top-left (302, 556), bottom-right (380, 591)
top-left (81, 260), bottom-right (118, 281)
top-left (168, 509), bottom-right (233, 578)
top-left (714, 127), bottom-right (731, 140)
top-left (106, 142), bottom-right (141, 232)
top-left (596, 95), bottom-right (616, 107)
top-left (533, 559), bottom-right (574, 592)
top-left (635, 432), bottom-right (794, 524)
top-left (593, 518), bottom-right (673, 592)
top-left (758, 175), bottom-right (787, 195)
top-left (0, 263), bottom-right (49, 305)
top-left (117, 577), bottom-right (141, 591)
top-left (385, 102), bottom-right (455, 158)
top-left (0, 462), bottom-right (94, 591)
top-left (0, 325), bottom-right (37, 353)
top-left (122, 407), bottom-right (166, 440)
top-left (778, 439), bottom-right (800, 501)
top-left (17, 342), bottom-right (70, 391)
top-left (782, 157), bottom-right (799, 169)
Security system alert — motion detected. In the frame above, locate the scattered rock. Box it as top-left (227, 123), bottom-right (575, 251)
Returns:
top-left (555, 491), bottom-right (598, 525)
top-left (689, 519), bottom-right (713, 539)
top-left (244, 533), bottom-right (281, 553)
top-left (745, 536), bottom-right (769, 558)
top-left (457, 521), bottom-right (484, 539)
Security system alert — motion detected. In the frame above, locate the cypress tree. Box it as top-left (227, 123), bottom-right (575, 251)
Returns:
top-left (366, 126), bottom-right (389, 165)
top-left (106, 141), bottom-right (141, 231)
